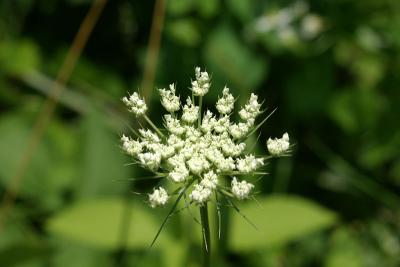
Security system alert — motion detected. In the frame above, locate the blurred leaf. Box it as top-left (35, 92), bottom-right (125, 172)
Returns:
top-left (167, 19), bottom-right (200, 47)
top-left (0, 114), bottom-right (53, 203)
top-left (325, 228), bottom-right (363, 267)
top-left (358, 132), bottom-right (400, 170)
top-left (0, 39), bottom-right (40, 75)
top-left (167, 0), bottom-right (194, 16)
top-left (47, 198), bottom-right (173, 250)
top-left (0, 243), bottom-right (50, 267)
top-left (71, 58), bottom-right (126, 98)
top-left (51, 241), bottom-right (111, 267)
top-left (196, 0), bottom-right (219, 18)
top-left (329, 89), bottom-right (386, 134)
top-left (204, 25), bottom-right (268, 98)
top-left (230, 194), bottom-right (337, 251)
top-left (226, 0), bottom-right (255, 22)
top-left (76, 109), bottom-right (128, 197)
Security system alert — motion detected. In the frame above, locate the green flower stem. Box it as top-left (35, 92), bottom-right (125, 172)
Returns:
top-left (198, 96), bottom-right (203, 128)
top-left (144, 115), bottom-right (164, 137)
top-left (200, 204), bottom-right (211, 267)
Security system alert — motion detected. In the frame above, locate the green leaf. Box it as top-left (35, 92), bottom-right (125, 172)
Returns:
top-left (325, 228), bottom-right (363, 267)
top-left (226, 0), bottom-right (255, 22)
top-left (229, 194), bottom-right (337, 251)
top-left (0, 243), bottom-right (50, 267)
top-left (47, 198), bottom-right (173, 250)
top-left (196, 0), bottom-right (219, 18)
top-left (167, 19), bottom-right (201, 47)
top-left (51, 241), bottom-right (112, 267)
top-left (0, 39), bottom-right (41, 75)
top-left (204, 25), bottom-right (268, 98)
top-left (167, 0), bottom-right (194, 16)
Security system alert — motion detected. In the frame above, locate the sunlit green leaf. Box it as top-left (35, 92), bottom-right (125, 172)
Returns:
top-left (230, 195), bottom-right (337, 250)
top-left (325, 228), bottom-right (363, 267)
top-left (47, 198), bottom-right (173, 250)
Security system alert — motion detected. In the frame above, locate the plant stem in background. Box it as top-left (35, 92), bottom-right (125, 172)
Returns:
top-left (200, 204), bottom-right (211, 267)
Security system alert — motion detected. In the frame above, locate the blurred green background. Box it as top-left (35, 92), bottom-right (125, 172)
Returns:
top-left (1, 0), bottom-right (400, 266)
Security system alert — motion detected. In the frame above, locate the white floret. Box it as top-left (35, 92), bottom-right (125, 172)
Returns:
top-left (182, 97), bottom-right (199, 123)
top-left (267, 132), bottom-right (290, 156)
top-left (229, 122), bottom-right (250, 139)
top-left (121, 135), bottom-right (143, 156)
top-left (231, 177), bottom-right (254, 200)
top-left (149, 187), bottom-right (169, 208)
top-left (169, 163), bottom-right (189, 183)
top-left (213, 115), bottom-right (230, 133)
top-left (138, 152), bottom-right (161, 170)
top-left (164, 114), bottom-right (185, 135)
top-left (190, 184), bottom-right (212, 204)
top-left (122, 92), bottom-right (147, 117)
top-left (159, 84), bottom-right (181, 112)
top-left (167, 134), bottom-right (185, 150)
top-left (191, 67), bottom-right (210, 96)
top-left (239, 93), bottom-right (262, 121)
top-left (215, 156), bottom-right (236, 173)
top-left (187, 154), bottom-right (210, 174)
top-left (139, 129), bottom-right (160, 143)
top-left (201, 110), bottom-right (216, 133)
top-left (200, 170), bottom-right (218, 189)
top-left (216, 87), bottom-right (235, 114)
top-left (236, 155), bottom-right (264, 173)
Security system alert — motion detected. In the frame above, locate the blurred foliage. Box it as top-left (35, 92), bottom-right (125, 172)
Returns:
top-left (1, 0), bottom-right (400, 266)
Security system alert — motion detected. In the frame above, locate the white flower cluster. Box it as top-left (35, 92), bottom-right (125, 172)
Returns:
top-left (253, 1), bottom-right (324, 46)
top-left (191, 67), bottom-right (210, 96)
top-left (121, 67), bottom-right (289, 208)
top-left (122, 92), bottom-right (147, 117)
top-left (267, 133), bottom-right (290, 156)
top-left (148, 187), bottom-right (169, 208)
top-left (231, 177), bottom-right (254, 200)
top-left (159, 84), bottom-right (180, 112)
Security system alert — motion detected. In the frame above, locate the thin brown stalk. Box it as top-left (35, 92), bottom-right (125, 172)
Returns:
top-left (141, 0), bottom-right (166, 104)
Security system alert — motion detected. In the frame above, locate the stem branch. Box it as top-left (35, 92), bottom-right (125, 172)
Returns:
top-left (144, 115), bottom-right (164, 137)
top-left (200, 204), bottom-right (211, 267)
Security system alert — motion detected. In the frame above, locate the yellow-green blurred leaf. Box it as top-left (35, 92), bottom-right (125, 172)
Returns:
top-left (47, 198), bottom-right (171, 249)
top-left (230, 195), bottom-right (337, 251)
top-left (0, 39), bottom-right (40, 75)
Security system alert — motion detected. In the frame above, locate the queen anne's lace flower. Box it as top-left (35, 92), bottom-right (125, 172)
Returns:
top-left (267, 132), bottom-right (290, 156)
top-left (149, 187), bottom-right (169, 208)
top-left (121, 66), bottom-right (289, 209)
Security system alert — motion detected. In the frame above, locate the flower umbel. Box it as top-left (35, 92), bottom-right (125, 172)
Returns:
top-left (120, 67), bottom-right (290, 260)
top-left (121, 67), bottom-right (290, 266)
top-left (121, 67), bottom-right (289, 205)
